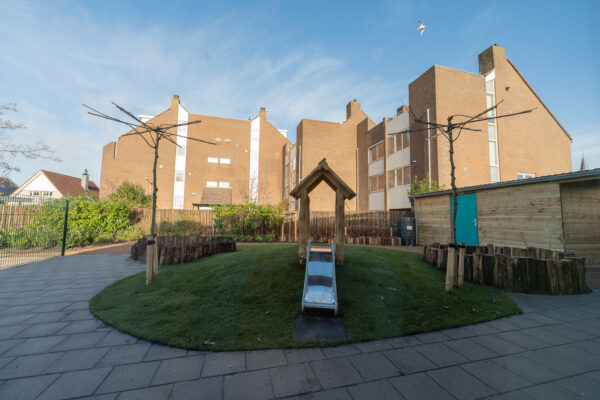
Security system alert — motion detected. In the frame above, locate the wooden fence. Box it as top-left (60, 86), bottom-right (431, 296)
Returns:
top-left (0, 205), bottom-right (38, 228)
top-left (135, 208), bottom-right (412, 244)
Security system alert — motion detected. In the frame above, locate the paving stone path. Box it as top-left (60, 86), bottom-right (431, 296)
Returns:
top-left (0, 254), bottom-right (599, 399)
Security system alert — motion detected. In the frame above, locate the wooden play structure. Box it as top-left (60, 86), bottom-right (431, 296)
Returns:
top-left (290, 158), bottom-right (356, 266)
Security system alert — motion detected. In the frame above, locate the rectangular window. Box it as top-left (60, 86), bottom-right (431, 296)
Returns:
top-left (369, 141), bottom-right (385, 163)
top-left (206, 181), bottom-right (217, 187)
top-left (403, 132), bottom-right (410, 148)
top-left (377, 174), bottom-right (385, 191)
top-left (175, 171), bottom-right (185, 182)
top-left (220, 158), bottom-right (231, 164)
top-left (517, 172), bottom-right (535, 180)
top-left (377, 142), bottom-right (384, 159)
top-left (487, 77), bottom-right (500, 183)
top-left (176, 145), bottom-right (186, 156)
top-left (207, 157), bottom-right (219, 163)
top-left (403, 166), bottom-right (411, 185)
top-left (174, 195), bottom-right (184, 209)
top-left (388, 136), bottom-right (395, 155)
top-left (388, 170), bottom-right (396, 188)
top-left (218, 181), bottom-right (230, 188)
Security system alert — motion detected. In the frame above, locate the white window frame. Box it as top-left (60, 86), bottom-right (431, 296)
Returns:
top-left (368, 140), bottom-right (384, 164)
top-left (218, 181), bottom-right (230, 188)
top-left (486, 76), bottom-right (501, 183)
top-left (517, 172), bottom-right (536, 180)
top-left (173, 195), bottom-right (184, 209)
top-left (206, 181), bottom-right (218, 187)
top-left (175, 171), bottom-right (185, 182)
top-left (176, 144), bottom-right (186, 156)
top-left (219, 157), bottom-right (231, 164)
top-left (207, 157), bottom-right (219, 163)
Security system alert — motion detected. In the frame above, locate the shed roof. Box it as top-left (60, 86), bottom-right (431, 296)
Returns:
top-left (289, 158), bottom-right (356, 200)
top-left (412, 168), bottom-right (600, 199)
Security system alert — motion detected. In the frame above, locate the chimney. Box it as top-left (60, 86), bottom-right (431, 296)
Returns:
top-left (81, 169), bottom-right (89, 190)
top-left (396, 105), bottom-right (409, 115)
top-left (346, 99), bottom-right (361, 120)
top-left (171, 94), bottom-right (180, 109)
top-left (478, 44), bottom-right (506, 76)
top-left (259, 107), bottom-right (266, 119)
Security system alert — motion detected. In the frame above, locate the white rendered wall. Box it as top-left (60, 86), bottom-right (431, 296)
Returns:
top-left (368, 159), bottom-right (384, 177)
top-left (388, 111), bottom-right (411, 209)
top-left (249, 117), bottom-right (260, 203)
top-left (369, 191), bottom-right (385, 211)
top-left (23, 174), bottom-right (58, 192)
top-left (172, 105), bottom-right (189, 209)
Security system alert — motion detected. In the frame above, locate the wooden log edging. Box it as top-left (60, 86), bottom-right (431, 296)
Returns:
top-left (131, 235), bottom-right (236, 265)
top-left (422, 244), bottom-right (590, 295)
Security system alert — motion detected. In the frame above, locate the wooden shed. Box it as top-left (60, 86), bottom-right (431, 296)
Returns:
top-left (413, 169), bottom-right (600, 264)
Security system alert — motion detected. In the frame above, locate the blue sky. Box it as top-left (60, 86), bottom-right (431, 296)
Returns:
top-left (1, 0), bottom-right (598, 185)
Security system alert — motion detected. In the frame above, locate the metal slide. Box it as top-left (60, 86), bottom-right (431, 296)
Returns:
top-left (301, 241), bottom-right (338, 315)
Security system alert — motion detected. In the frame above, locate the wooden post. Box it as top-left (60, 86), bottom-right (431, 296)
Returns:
top-left (335, 188), bottom-right (345, 265)
top-left (152, 237), bottom-right (159, 277)
top-left (298, 191), bottom-right (310, 265)
top-left (146, 235), bottom-right (156, 285)
top-left (458, 242), bottom-right (465, 286)
top-left (294, 214), bottom-right (298, 242)
top-left (446, 246), bottom-right (456, 292)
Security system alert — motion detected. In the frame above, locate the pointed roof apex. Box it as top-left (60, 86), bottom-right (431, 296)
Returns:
top-left (289, 158), bottom-right (355, 200)
top-left (580, 153), bottom-right (589, 171)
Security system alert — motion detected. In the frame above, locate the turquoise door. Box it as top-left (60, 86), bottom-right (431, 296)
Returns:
top-left (452, 193), bottom-right (478, 245)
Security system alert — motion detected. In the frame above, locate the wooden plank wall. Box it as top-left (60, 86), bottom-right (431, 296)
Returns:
top-left (477, 182), bottom-right (564, 251)
top-left (560, 181), bottom-right (600, 264)
top-left (415, 194), bottom-right (451, 245)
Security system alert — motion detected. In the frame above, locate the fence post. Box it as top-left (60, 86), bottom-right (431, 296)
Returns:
top-left (61, 199), bottom-right (70, 256)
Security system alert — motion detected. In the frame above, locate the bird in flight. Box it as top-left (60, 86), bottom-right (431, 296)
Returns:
top-left (417, 21), bottom-right (426, 36)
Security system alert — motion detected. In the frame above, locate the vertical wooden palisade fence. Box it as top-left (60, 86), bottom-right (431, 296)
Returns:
top-left (134, 208), bottom-right (412, 244)
top-left (0, 198), bottom-right (70, 269)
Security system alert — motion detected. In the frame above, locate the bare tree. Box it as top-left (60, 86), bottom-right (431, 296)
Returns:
top-left (409, 101), bottom-right (534, 291)
top-left (85, 102), bottom-right (215, 284)
top-left (0, 104), bottom-right (61, 175)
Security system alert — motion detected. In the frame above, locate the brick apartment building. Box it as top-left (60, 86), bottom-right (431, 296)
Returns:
top-left (101, 45), bottom-right (572, 212)
top-left (100, 95), bottom-right (291, 209)
top-left (357, 44), bottom-right (572, 213)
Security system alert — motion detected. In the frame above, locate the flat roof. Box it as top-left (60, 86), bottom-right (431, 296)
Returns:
top-left (412, 168), bottom-right (600, 199)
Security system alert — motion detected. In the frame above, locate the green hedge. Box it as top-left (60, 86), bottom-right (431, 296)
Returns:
top-left (213, 203), bottom-right (284, 240)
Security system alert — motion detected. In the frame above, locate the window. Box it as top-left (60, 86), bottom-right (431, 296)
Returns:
top-left (486, 77), bottom-right (500, 182)
top-left (206, 181), bottom-right (217, 187)
top-left (403, 132), bottom-right (410, 148)
top-left (42, 191), bottom-right (52, 197)
top-left (176, 145), bottom-right (186, 156)
top-left (388, 136), bottom-right (395, 155)
top-left (368, 141), bottom-right (385, 163)
top-left (175, 171), bottom-right (185, 182)
top-left (31, 191), bottom-right (39, 197)
top-left (403, 166), bottom-right (411, 185)
top-left (207, 157), bottom-right (219, 163)
top-left (369, 173), bottom-right (386, 193)
top-left (174, 195), bottom-right (184, 209)
top-left (218, 181), bottom-right (230, 188)
top-left (517, 172), bottom-right (535, 180)
top-left (388, 169), bottom-right (396, 188)
top-left (219, 158), bottom-right (231, 164)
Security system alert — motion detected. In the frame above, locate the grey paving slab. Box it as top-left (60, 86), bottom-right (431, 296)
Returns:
top-left (4, 335), bottom-right (67, 356)
top-left (354, 339), bottom-right (393, 352)
top-left (269, 362), bottom-right (320, 398)
top-left (0, 373), bottom-right (59, 400)
top-left (383, 347), bottom-right (437, 374)
top-left (427, 366), bottom-right (496, 400)
top-left (45, 347), bottom-right (110, 373)
top-left (246, 349), bottom-right (287, 370)
top-left (143, 343), bottom-right (188, 361)
top-left (96, 361), bottom-right (160, 394)
top-left (96, 331), bottom-right (138, 347)
top-left (571, 339), bottom-right (600, 356)
top-left (321, 344), bottom-right (360, 359)
top-left (518, 326), bottom-right (575, 346)
top-left (310, 358), bottom-right (363, 389)
top-left (14, 322), bottom-right (69, 338)
top-left (51, 331), bottom-right (107, 351)
top-left (34, 302), bottom-right (72, 313)
top-left (117, 384), bottom-right (174, 400)
top-left (386, 335), bottom-right (423, 348)
top-left (492, 354), bottom-right (561, 384)
top-left (495, 330), bottom-right (552, 350)
top-left (416, 342), bottom-right (469, 367)
top-left (0, 356), bottom-right (14, 369)
top-left (64, 301), bottom-right (90, 311)
top-left (0, 352), bottom-right (64, 379)
top-left (564, 319), bottom-right (600, 337)
top-left (443, 338), bottom-right (498, 361)
top-left (471, 334), bottom-right (525, 355)
top-left (482, 318), bottom-right (521, 332)
top-left (63, 309), bottom-right (96, 321)
top-left (98, 343), bottom-right (151, 367)
top-left (170, 376), bottom-right (222, 400)
top-left (523, 382), bottom-right (582, 400)
top-left (555, 374), bottom-right (600, 398)
top-left (348, 352), bottom-right (399, 380)
top-left (287, 387), bottom-right (352, 400)
top-left (505, 314), bottom-right (546, 329)
top-left (152, 356), bottom-right (204, 385)
top-left (284, 348), bottom-right (325, 364)
top-left (414, 330), bottom-right (450, 344)
top-left (38, 367), bottom-right (112, 399)
top-left (57, 319), bottom-right (102, 335)
top-left (521, 348), bottom-right (591, 376)
top-left (486, 391), bottom-right (536, 400)
top-left (202, 351), bottom-right (246, 377)
top-left (347, 380), bottom-right (402, 400)
top-left (26, 311), bottom-right (68, 324)
top-left (461, 359), bottom-right (530, 392)
top-left (223, 369), bottom-right (274, 400)
top-left (0, 338), bottom-right (24, 355)
top-left (0, 325), bottom-right (27, 340)
top-left (552, 343), bottom-right (600, 370)
top-left (0, 313), bottom-right (37, 326)
top-left (389, 372), bottom-right (454, 400)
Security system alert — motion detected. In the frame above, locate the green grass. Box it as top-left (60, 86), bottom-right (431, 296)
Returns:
top-left (90, 245), bottom-right (521, 350)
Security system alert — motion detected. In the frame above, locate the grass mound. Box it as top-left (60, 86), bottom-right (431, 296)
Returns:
top-left (90, 244), bottom-right (520, 350)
